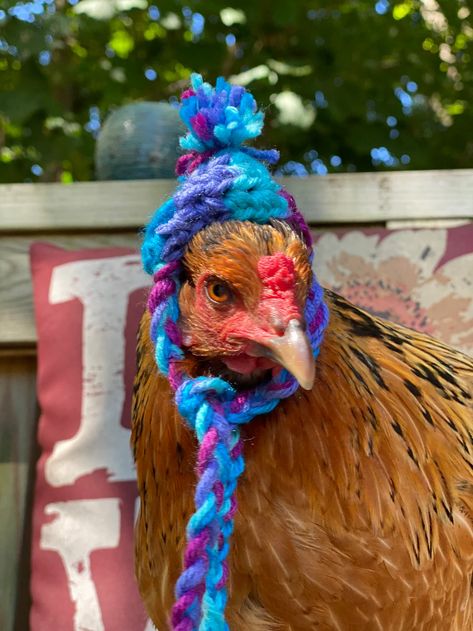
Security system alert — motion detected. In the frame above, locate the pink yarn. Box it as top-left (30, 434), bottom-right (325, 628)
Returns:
top-left (176, 150), bottom-right (214, 176)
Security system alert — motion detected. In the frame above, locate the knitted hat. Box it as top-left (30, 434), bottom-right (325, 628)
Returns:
top-left (141, 74), bottom-right (328, 631)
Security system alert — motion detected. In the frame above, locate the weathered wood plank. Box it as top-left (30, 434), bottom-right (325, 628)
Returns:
top-left (0, 357), bottom-right (37, 631)
top-left (0, 233), bottom-right (141, 348)
top-left (0, 180), bottom-right (171, 232)
top-left (0, 169), bottom-right (472, 232)
top-left (282, 170), bottom-right (473, 223)
top-left (386, 219), bottom-right (471, 229)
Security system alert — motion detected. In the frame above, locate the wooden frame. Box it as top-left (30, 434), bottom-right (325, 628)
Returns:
top-left (0, 171), bottom-right (472, 630)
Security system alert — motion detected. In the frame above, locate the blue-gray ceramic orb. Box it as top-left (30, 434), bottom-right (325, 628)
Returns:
top-left (95, 102), bottom-right (185, 180)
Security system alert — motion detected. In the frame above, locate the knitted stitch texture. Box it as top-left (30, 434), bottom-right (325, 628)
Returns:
top-left (141, 73), bottom-right (329, 631)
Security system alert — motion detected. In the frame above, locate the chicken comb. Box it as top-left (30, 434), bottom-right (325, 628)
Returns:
top-left (141, 74), bottom-right (329, 631)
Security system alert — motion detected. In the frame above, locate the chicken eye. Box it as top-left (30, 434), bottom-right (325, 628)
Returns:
top-left (206, 279), bottom-right (233, 304)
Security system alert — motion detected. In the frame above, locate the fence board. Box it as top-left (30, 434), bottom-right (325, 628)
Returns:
top-left (0, 234), bottom-right (139, 348)
top-left (0, 169), bottom-right (472, 232)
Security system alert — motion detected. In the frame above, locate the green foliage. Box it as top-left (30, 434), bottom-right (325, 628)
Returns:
top-left (0, 0), bottom-right (472, 182)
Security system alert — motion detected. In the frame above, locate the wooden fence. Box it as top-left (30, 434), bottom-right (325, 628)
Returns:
top-left (0, 169), bottom-right (472, 630)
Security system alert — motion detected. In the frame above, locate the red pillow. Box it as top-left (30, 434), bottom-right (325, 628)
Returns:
top-left (30, 243), bottom-right (153, 631)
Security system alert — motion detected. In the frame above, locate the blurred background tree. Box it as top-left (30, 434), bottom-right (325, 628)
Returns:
top-left (0, 0), bottom-right (472, 183)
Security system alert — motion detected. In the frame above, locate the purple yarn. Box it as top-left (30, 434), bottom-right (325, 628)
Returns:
top-left (228, 84), bottom-right (245, 106)
top-left (216, 562), bottom-right (229, 590)
top-left (214, 481), bottom-right (224, 509)
top-left (242, 146), bottom-right (280, 164)
top-left (267, 378), bottom-right (300, 398)
top-left (150, 302), bottom-right (168, 342)
top-left (175, 558), bottom-right (209, 594)
top-left (184, 530), bottom-right (211, 566)
top-left (172, 582), bottom-right (204, 631)
top-left (309, 305), bottom-right (326, 334)
top-left (279, 188), bottom-right (313, 249)
top-left (173, 614), bottom-right (194, 631)
top-left (181, 88), bottom-right (196, 100)
top-left (168, 362), bottom-right (184, 391)
top-left (165, 319), bottom-right (182, 346)
top-left (176, 150), bottom-right (214, 176)
top-left (157, 156), bottom-right (236, 262)
top-left (229, 392), bottom-right (250, 414)
top-left (194, 461), bottom-right (220, 506)
top-left (147, 278), bottom-right (176, 312)
top-left (226, 495), bottom-right (238, 522)
top-left (198, 427), bottom-right (218, 474)
top-left (154, 260), bottom-right (180, 281)
top-left (190, 113), bottom-right (214, 141)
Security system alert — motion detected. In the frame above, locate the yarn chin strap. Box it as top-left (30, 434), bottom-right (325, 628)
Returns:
top-left (146, 266), bottom-right (328, 631)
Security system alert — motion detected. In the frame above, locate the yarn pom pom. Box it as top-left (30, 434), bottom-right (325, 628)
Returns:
top-left (179, 73), bottom-right (265, 154)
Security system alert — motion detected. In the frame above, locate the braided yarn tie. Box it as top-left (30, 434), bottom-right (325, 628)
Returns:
top-left (141, 73), bottom-right (330, 631)
top-left (148, 264), bottom-right (328, 631)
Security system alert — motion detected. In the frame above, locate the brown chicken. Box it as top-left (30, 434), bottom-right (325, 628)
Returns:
top-left (132, 219), bottom-right (473, 630)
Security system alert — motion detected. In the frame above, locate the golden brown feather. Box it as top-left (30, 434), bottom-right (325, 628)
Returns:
top-left (132, 222), bottom-right (473, 630)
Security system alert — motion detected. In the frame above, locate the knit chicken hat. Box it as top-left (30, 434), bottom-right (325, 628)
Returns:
top-left (141, 74), bottom-right (329, 631)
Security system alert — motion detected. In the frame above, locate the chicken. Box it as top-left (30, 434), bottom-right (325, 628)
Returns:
top-left (132, 218), bottom-right (473, 630)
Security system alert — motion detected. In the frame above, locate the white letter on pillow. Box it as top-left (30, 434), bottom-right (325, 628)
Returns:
top-left (46, 255), bottom-right (148, 485)
top-left (41, 499), bottom-right (120, 631)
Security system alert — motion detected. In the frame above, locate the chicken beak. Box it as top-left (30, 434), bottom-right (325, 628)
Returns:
top-left (252, 319), bottom-right (316, 390)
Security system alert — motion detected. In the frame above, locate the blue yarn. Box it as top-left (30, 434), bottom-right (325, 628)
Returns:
top-left (142, 198), bottom-right (178, 275)
top-left (223, 151), bottom-right (288, 221)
